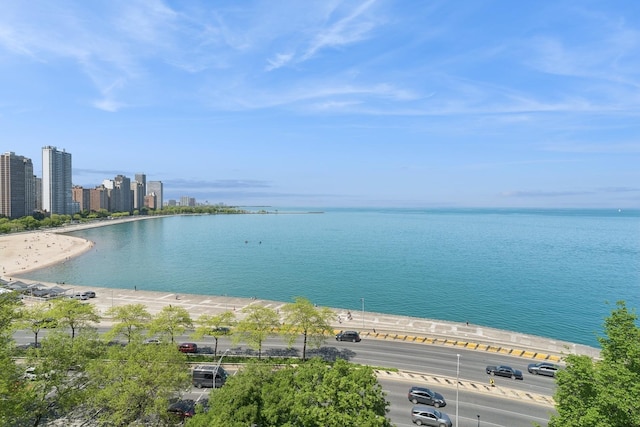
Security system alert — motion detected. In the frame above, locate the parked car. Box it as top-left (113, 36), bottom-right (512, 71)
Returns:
top-left (192, 365), bottom-right (228, 388)
top-left (408, 386), bottom-right (446, 407)
top-left (73, 292), bottom-right (89, 300)
top-left (178, 342), bottom-right (198, 353)
top-left (167, 399), bottom-right (197, 419)
top-left (335, 330), bottom-right (361, 342)
top-left (527, 362), bottom-right (559, 377)
top-left (410, 405), bottom-right (452, 426)
top-left (143, 338), bottom-right (161, 345)
top-left (486, 365), bottom-right (523, 380)
top-left (84, 291), bottom-right (96, 298)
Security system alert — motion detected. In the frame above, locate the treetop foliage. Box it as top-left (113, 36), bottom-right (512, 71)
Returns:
top-left (548, 301), bottom-right (639, 427)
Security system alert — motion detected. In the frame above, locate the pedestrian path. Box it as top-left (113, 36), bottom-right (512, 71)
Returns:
top-left (19, 282), bottom-right (601, 362)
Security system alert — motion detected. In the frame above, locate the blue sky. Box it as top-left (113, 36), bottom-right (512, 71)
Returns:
top-left (1, 1), bottom-right (639, 208)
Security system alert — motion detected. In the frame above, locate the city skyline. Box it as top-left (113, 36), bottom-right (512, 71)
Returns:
top-left (1, 1), bottom-right (639, 208)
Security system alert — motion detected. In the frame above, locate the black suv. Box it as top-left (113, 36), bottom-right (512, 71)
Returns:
top-left (335, 331), bottom-right (361, 342)
top-left (408, 386), bottom-right (446, 407)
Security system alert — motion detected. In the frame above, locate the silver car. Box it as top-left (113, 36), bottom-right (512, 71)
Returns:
top-left (527, 362), bottom-right (559, 377)
top-left (411, 405), bottom-right (452, 427)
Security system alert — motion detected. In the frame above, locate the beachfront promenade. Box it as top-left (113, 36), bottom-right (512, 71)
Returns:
top-left (16, 283), bottom-right (600, 362)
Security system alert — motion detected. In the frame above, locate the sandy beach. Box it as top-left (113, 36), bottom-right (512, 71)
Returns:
top-left (0, 216), bottom-right (159, 278)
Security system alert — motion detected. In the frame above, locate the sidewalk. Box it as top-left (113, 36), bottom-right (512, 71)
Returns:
top-left (46, 284), bottom-right (599, 361)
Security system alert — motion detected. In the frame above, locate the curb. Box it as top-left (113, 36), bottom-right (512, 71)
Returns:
top-left (375, 369), bottom-right (555, 407)
top-left (360, 330), bottom-right (563, 362)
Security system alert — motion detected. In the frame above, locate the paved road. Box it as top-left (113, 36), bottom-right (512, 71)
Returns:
top-left (17, 284), bottom-right (596, 426)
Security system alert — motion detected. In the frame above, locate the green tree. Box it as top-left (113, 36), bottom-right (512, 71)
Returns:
top-left (549, 301), bottom-right (640, 427)
top-left (148, 305), bottom-right (193, 343)
top-left (18, 302), bottom-right (57, 348)
top-left (187, 362), bottom-right (274, 427)
top-left (0, 292), bottom-right (32, 427)
top-left (19, 331), bottom-right (105, 426)
top-left (188, 359), bottom-right (392, 427)
top-left (49, 298), bottom-right (100, 339)
top-left (281, 297), bottom-right (334, 361)
top-left (192, 311), bottom-right (235, 356)
top-left (86, 341), bottom-right (191, 426)
top-left (234, 305), bottom-right (280, 359)
top-left (104, 304), bottom-right (151, 343)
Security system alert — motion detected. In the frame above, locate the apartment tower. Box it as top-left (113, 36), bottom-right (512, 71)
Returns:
top-left (42, 146), bottom-right (73, 215)
top-left (0, 152), bottom-right (36, 219)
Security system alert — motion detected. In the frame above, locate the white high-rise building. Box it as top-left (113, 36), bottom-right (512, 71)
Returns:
top-left (42, 146), bottom-right (73, 214)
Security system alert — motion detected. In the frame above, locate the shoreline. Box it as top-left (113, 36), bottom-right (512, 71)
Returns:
top-left (16, 282), bottom-right (600, 360)
top-left (1, 216), bottom-right (601, 359)
top-left (0, 216), bottom-right (160, 277)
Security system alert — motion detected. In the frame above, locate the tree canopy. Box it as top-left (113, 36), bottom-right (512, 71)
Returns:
top-left (192, 311), bottom-right (236, 356)
top-left (234, 305), bottom-right (280, 359)
top-left (49, 298), bottom-right (100, 339)
top-left (148, 305), bottom-right (193, 343)
top-left (105, 303), bottom-right (152, 343)
top-left (549, 301), bottom-right (640, 427)
top-left (187, 359), bottom-right (393, 427)
top-left (85, 341), bottom-right (191, 426)
top-left (280, 297), bottom-right (334, 360)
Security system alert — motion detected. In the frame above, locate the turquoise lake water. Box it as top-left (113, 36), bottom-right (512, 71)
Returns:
top-left (23, 208), bottom-right (640, 348)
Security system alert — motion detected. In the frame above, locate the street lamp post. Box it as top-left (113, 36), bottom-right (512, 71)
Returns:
top-left (360, 298), bottom-right (365, 330)
top-left (477, 414), bottom-right (480, 427)
top-left (215, 348), bottom-right (230, 384)
top-left (456, 354), bottom-right (460, 427)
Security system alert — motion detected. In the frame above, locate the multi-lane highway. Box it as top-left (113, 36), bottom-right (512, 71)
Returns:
top-left (15, 328), bottom-right (558, 426)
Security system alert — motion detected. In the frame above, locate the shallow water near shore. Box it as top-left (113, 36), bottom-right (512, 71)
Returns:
top-left (23, 208), bottom-right (640, 347)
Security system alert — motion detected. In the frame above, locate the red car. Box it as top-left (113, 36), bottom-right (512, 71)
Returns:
top-left (178, 342), bottom-right (197, 353)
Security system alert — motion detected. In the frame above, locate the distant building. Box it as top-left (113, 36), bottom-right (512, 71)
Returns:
top-left (132, 173), bottom-right (146, 210)
top-left (42, 146), bottom-right (73, 215)
top-left (72, 186), bottom-right (91, 212)
top-left (147, 181), bottom-right (163, 210)
top-left (89, 186), bottom-right (109, 212)
top-left (144, 193), bottom-right (157, 210)
top-left (111, 175), bottom-right (132, 213)
top-left (0, 151), bottom-right (36, 219)
top-left (180, 196), bottom-right (196, 207)
top-left (34, 177), bottom-right (42, 213)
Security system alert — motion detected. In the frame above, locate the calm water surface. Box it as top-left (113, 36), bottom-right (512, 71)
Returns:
top-left (24, 208), bottom-right (640, 347)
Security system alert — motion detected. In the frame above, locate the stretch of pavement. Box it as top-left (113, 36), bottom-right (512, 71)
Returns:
top-left (18, 282), bottom-right (601, 361)
top-left (16, 282), bottom-right (601, 407)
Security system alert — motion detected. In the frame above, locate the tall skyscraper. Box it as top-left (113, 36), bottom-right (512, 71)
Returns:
top-left (111, 175), bottom-right (132, 213)
top-left (42, 146), bottom-right (73, 215)
top-left (147, 181), bottom-right (163, 209)
top-left (132, 173), bottom-right (146, 210)
top-left (0, 152), bottom-right (36, 219)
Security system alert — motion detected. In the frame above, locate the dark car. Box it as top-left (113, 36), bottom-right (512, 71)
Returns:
top-left (84, 291), bottom-right (96, 298)
top-left (486, 365), bottom-right (523, 380)
top-left (408, 386), bottom-right (446, 407)
top-left (335, 330), bottom-right (361, 342)
top-left (167, 398), bottom-right (208, 419)
top-left (527, 362), bottom-right (559, 377)
top-left (178, 342), bottom-right (198, 353)
top-left (167, 399), bottom-right (195, 419)
top-left (410, 405), bottom-right (452, 426)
